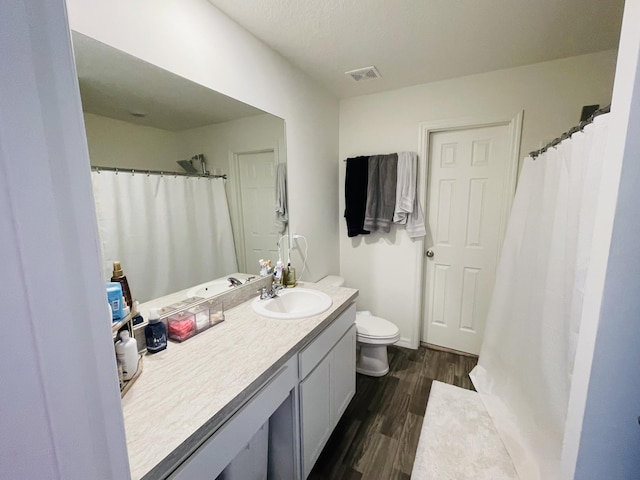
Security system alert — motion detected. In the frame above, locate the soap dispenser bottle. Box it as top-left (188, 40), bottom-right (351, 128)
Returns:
top-left (111, 261), bottom-right (133, 309)
top-left (144, 308), bottom-right (167, 353)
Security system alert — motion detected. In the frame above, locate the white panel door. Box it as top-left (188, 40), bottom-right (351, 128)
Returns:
top-left (237, 151), bottom-right (280, 272)
top-left (423, 124), bottom-right (512, 354)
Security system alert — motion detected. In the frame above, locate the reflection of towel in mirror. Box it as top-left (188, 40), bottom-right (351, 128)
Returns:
top-left (393, 151), bottom-right (426, 238)
top-left (344, 156), bottom-right (371, 237)
top-left (363, 153), bottom-right (398, 233)
top-left (275, 163), bottom-right (288, 233)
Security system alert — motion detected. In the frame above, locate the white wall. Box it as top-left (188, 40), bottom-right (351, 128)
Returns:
top-left (177, 113), bottom-right (286, 176)
top-left (67, 0), bottom-right (340, 282)
top-left (83, 112), bottom-right (285, 174)
top-left (339, 51), bottom-right (617, 348)
top-left (84, 112), bottom-right (181, 170)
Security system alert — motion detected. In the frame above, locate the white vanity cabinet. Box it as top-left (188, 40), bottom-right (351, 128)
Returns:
top-left (298, 303), bottom-right (356, 478)
top-left (162, 301), bottom-right (357, 480)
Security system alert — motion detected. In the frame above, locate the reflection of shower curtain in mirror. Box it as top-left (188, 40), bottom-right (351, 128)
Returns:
top-left (91, 172), bottom-right (238, 302)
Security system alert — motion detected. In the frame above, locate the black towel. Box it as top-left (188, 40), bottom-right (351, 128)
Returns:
top-left (344, 156), bottom-right (371, 237)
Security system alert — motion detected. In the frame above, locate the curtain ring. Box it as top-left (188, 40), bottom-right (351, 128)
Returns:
top-left (131, 169), bottom-right (135, 176)
top-left (115, 168), bottom-right (119, 175)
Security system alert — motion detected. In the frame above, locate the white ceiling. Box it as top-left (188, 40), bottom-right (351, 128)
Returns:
top-left (207, 0), bottom-right (625, 98)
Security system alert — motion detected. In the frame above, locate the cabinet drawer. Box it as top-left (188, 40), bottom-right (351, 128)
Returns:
top-left (298, 303), bottom-right (355, 379)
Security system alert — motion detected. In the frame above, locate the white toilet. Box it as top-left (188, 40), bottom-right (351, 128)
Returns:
top-left (317, 276), bottom-right (400, 377)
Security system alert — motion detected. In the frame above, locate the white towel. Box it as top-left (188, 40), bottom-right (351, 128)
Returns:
top-left (393, 151), bottom-right (426, 238)
top-left (274, 163), bottom-right (288, 233)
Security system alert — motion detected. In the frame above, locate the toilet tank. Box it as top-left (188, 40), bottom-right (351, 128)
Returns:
top-left (317, 275), bottom-right (345, 288)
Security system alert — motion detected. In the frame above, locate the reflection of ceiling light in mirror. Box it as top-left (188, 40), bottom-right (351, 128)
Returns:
top-left (130, 111), bottom-right (147, 118)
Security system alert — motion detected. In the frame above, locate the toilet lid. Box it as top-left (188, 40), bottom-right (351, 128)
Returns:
top-left (355, 314), bottom-right (399, 339)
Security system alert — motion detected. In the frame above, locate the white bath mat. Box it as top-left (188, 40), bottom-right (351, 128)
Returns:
top-left (410, 381), bottom-right (519, 480)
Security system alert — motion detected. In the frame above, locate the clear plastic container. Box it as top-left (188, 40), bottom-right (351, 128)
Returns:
top-left (167, 311), bottom-right (196, 342)
top-left (189, 305), bottom-right (211, 332)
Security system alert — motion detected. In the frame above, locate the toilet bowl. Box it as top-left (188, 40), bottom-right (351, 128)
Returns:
top-left (317, 276), bottom-right (400, 377)
top-left (355, 311), bottom-right (400, 376)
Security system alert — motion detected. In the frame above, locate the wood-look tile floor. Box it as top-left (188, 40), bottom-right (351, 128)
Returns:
top-left (308, 345), bottom-right (478, 480)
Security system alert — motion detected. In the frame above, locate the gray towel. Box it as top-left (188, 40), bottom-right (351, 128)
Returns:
top-left (274, 163), bottom-right (288, 233)
top-left (363, 154), bottom-right (398, 233)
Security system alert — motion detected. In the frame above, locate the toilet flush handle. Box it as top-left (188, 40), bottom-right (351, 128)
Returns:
top-left (426, 249), bottom-right (435, 258)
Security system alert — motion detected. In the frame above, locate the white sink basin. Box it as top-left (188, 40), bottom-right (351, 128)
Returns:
top-left (187, 279), bottom-right (231, 299)
top-left (251, 288), bottom-right (332, 319)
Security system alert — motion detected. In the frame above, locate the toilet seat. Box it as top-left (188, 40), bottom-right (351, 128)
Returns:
top-left (355, 313), bottom-right (400, 345)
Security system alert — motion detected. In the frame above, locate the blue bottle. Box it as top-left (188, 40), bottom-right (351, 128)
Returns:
top-left (107, 282), bottom-right (124, 321)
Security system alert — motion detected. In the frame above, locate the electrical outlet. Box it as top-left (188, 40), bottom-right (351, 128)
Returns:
top-left (290, 233), bottom-right (300, 250)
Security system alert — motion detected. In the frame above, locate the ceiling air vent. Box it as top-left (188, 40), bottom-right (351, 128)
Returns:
top-left (345, 66), bottom-right (382, 82)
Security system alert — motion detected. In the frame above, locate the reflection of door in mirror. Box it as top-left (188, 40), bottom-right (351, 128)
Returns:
top-left (234, 150), bottom-right (282, 272)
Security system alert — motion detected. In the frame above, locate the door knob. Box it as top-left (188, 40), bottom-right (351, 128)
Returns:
top-left (426, 249), bottom-right (434, 258)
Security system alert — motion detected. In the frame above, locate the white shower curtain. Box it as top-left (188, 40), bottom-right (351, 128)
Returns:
top-left (91, 171), bottom-right (238, 303)
top-left (470, 114), bottom-right (610, 479)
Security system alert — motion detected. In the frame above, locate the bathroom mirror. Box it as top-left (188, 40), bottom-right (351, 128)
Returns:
top-left (72, 32), bottom-right (287, 302)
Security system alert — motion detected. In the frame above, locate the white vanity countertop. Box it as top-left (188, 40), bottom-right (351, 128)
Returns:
top-left (122, 281), bottom-right (358, 479)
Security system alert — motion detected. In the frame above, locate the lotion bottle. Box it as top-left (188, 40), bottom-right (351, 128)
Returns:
top-left (115, 330), bottom-right (138, 380)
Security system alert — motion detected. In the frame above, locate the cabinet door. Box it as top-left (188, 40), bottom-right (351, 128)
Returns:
top-left (331, 325), bottom-right (356, 424)
top-left (299, 353), bottom-right (332, 479)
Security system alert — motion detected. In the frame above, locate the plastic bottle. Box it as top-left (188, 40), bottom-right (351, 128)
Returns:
top-left (111, 261), bottom-right (133, 309)
top-left (115, 330), bottom-right (138, 380)
top-left (106, 282), bottom-right (124, 321)
top-left (144, 308), bottom-right (167, 353)
top-left (273, 260), bottom-right (284, 285)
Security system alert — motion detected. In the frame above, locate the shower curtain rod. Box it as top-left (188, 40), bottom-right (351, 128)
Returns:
top-left (91, 165), bottom-right (227, 180)
top-left (529, 104), bottom-right (611, 159)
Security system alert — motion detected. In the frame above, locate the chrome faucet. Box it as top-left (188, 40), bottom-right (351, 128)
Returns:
top-left (258, 284), bottom-right (286, 299)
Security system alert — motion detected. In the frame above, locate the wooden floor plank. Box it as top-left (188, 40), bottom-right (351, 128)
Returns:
top-left (407, 375), bottom-right (432, 417)
top-left (357, 433), bottom-right (399, 478)
top-left (392, 412), bottom-right (425, 476)
top-left (379, 387), bottom-right (410, 439)
top-left (309, 345), bottom-right (477, 479)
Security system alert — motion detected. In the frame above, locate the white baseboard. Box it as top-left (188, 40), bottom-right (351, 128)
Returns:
top-left (395, 337), bottom-right (417, 349)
